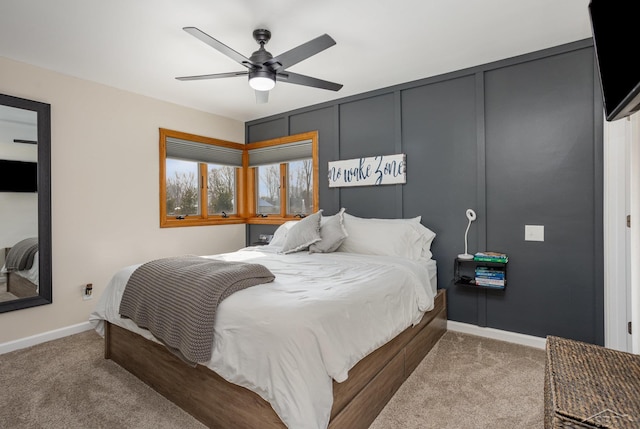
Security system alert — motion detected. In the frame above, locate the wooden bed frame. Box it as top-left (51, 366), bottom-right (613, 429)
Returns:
top-left (7, 272), bottom-right (38, 298)
top-left (3, 247), bottom-right (38, 298)
top-left (105, 288), bottom-right (447, 429)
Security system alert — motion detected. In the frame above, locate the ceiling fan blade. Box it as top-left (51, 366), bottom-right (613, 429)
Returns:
top-left (183, 27), bottom-right (258, 70)
top-left (267, 34), bottom-right (336, 70)
top-left (176, 71), bottom-right (248, 81)
top-left (276, 72), bottom-right (343, 91)
top-left (255, 90), bottom-right (269, 104)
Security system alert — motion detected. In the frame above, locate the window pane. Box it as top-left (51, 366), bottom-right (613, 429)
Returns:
top-left (256, 163), bottom-right (281, 214)
top-left (166, 158), bottom-right (200, 216)
top-left (287, 159), bottom-right (313, 215)
top-left (208, 164), bottom-right (236, 215)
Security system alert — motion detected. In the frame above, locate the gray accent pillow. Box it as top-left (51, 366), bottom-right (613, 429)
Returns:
top-left (281, 210), bottom-right (323, 254)
top-left (269, 221), bottom-right (297, 247)
top-left (309, 208), bottom-right (348, 254)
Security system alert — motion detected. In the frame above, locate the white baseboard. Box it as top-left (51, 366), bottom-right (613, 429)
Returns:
top-left (447, 320), bottom-right (547, 350)
top-left (0, 321), bottom-right (93, 355)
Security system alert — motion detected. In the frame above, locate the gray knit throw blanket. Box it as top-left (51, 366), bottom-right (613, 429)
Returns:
top-left (119, 255), bottom-right (275, 365)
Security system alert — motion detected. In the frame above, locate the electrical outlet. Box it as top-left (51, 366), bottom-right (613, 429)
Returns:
top-left (525, 225), bottom-right (544, 242)
top-left (82, 283), bottom-right (93, 300)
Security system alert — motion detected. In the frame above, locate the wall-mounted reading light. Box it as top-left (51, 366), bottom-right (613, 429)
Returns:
top-left (458, 208), bottom-right (476, 260)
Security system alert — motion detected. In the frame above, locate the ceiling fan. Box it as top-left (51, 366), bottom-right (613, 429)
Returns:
top-left (176, 27), bottom-right (343, 103)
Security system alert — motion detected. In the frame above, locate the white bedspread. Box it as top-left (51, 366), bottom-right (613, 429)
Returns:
top-left (89, 246), bottom-right (436, 429)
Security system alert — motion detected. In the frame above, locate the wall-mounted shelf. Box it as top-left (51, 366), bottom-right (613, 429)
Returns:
top-left (454, 257), bottom-right (507, 290)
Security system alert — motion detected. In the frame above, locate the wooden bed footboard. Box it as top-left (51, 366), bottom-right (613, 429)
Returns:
top-left (7, 272), bottom-right (38, 298)
top-left (105, 289), bottom-right (447, 429)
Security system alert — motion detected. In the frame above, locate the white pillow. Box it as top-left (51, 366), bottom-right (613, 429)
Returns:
top-left (319, 208), bottom-right (343, 225)
top-left (338, 213), bottom-right (436, 260)
top-left (281, 210), bottom-right (323, 254)
top-left (268, 221), bottom-right (297, 247)
top-left (309, 208), bottom-right (348, 254)
top-left (401, 217), bottom-right (437, 259)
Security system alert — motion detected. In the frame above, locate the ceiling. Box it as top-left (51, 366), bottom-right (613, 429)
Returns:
top-left (0, 0), bottom-right (593, 123)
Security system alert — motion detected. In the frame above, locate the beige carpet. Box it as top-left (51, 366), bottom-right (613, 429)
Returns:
top-left (0, 291), bottom-right (18, 302)
top-left (0, 329), bottom-right (545, 428)
top-left (0, 281), bottom-right (19, 302)
top-left (369, 331), bottom-right (545, 429)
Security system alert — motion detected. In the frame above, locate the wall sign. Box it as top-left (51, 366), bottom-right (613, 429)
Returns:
top-left (328, 154), bottom-right (406, 188)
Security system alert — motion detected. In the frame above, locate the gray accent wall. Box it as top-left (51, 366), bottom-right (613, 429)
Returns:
top-left (246, 39), bottom-right (604, 345)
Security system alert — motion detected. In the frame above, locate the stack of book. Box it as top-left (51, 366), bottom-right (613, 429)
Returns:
top-left (473, 251), bottom-right (508, 263)
top-left (474, 266), bottom-right (505, 288)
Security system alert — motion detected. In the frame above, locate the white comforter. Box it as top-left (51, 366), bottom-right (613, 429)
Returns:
top-left (89, 246), bottom-right (436, 429)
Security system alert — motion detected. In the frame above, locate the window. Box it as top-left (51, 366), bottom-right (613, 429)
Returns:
top-left (159, 129), bottom-right (319, 227)
top-left (256, 163), bottom-right (281, 215)
top-left (287, 159), bottom-right (314, 215)
top-left (166, 159), bottom-right (200, 217)
top-left (247, 131), bottom-right (319, 224)
top-left (160, 128), bottom-right (245, 227)
top-left (207, 163), bottom-right (237, 215)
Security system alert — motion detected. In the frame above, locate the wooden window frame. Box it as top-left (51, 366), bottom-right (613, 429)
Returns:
top-left (245, 131), bottom-right (319, 225)
top-left (160, 129), bottom-right (319, 227)
top-left (160, 128), bottom-right (246, 228)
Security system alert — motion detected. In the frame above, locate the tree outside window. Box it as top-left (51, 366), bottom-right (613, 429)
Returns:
top-left (257, 164), bottom-right (281, 215)
top-left (166, 159), bottom-right (200, 216)
top-left (287, 160), bottom-right (313, 215)
top-left (208, 164), bottom-right (236, 214)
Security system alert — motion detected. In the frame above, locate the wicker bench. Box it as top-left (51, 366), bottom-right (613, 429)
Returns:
top-left (544, 336), bottom-right (640, 428)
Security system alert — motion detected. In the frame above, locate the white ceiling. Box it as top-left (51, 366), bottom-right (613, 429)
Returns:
top-left (0, 0), bottom-right (593, 123)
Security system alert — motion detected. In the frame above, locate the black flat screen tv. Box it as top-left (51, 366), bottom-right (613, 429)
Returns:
top-left (0, 159), bottom-right (38, 192)
top-left (589, 0), bottom-right (640, 121)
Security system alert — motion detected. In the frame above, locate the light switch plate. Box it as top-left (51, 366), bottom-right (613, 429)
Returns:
top-left (525, 225), bottom-right (544, 242)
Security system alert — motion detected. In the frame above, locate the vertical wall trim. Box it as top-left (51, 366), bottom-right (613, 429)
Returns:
top-left (334, 104), bottom-right (342, 209)
top-left (395, 90), bottom-right (403, 218)
top-left (476, 71), bottom-right (488, 327)
top-left (476, 77), bottom-right (488, 248)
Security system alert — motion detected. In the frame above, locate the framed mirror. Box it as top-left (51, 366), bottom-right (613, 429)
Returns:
top-left (0, 93), bottom-right (51, 313)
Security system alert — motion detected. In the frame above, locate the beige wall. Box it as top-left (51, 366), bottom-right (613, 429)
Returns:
top-left (0, 57), bottom-right (245, 344)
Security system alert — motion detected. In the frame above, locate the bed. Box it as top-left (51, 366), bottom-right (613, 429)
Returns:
top-left (89, 210), bottom-right (447, 429)
top-left (2, 237), bottom-right (39, 298)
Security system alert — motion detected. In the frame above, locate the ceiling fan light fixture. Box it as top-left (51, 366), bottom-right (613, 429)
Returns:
top-left (249, 72), bottom-right (276, 91)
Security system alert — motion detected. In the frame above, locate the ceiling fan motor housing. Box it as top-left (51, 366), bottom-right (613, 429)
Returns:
top-left (249, 35), bottom-right (276, 89)
top-left (249, 30), bottom-right (277, 88)
top-left (249, 45), bottom-right (274, 67)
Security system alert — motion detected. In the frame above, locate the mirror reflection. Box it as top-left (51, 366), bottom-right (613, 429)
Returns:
top-left (0, 94), bottom-right (51, 312)
top-left (0, 105), bottom-right (38, 301)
